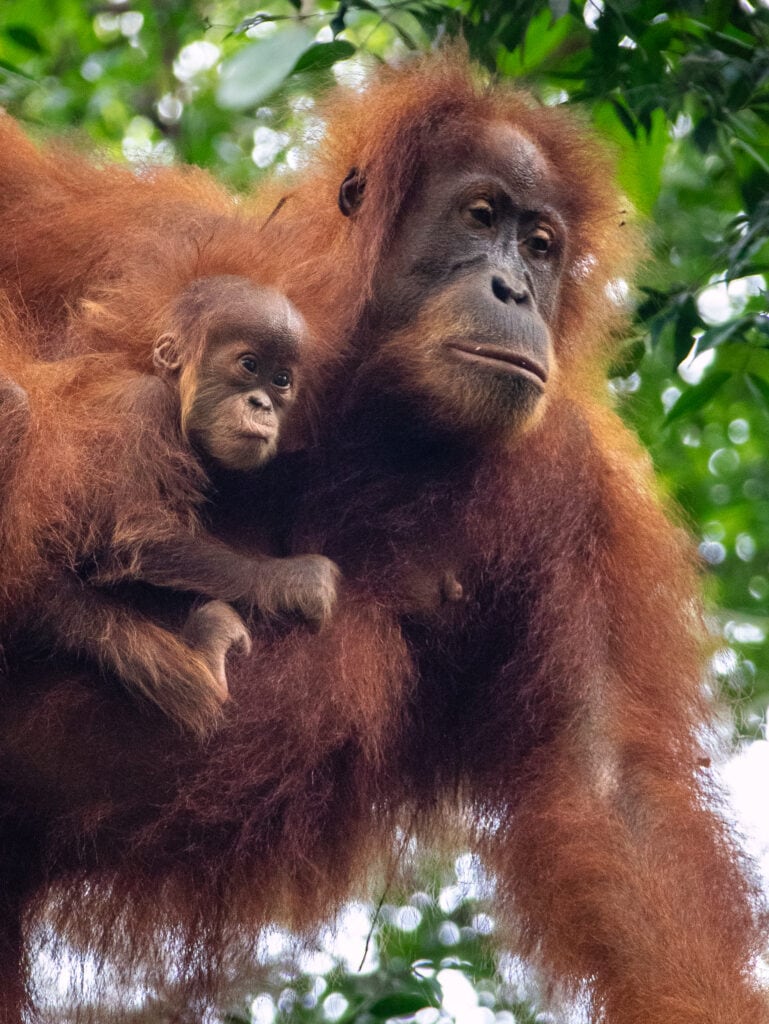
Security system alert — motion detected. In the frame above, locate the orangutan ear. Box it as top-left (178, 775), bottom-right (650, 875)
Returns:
top-left (338, 167), bottom-right (366, 217)
top-left (153, 334), bottom-right (183, 375)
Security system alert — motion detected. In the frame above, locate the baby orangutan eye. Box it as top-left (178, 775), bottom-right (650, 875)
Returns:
top-left (272, 370), bottom-right (292, 390)
top-left (464, 198), bottom-right (494, 229)
top-left (523, 226), bottom-right (554, 256)
top-left (240, 355), bottom-right (259, 374)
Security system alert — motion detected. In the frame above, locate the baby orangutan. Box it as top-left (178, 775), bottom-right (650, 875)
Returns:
top-left (0, 276), bottom-right (339, 735)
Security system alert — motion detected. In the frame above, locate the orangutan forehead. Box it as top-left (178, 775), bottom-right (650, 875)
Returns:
top-left (428, 122), bottom-right (559, 204)
top-left (206, 300), bottom-right (302, 360)
top-left (186, 284), bottom-right (302, 347)
top-left (483, 123), bottom-right (553, 189)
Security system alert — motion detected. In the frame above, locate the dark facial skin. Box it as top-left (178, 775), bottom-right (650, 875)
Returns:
top-left (155, 283), bottom-right (303, 471)
top-left (362, 126), bottom-right (566, 437)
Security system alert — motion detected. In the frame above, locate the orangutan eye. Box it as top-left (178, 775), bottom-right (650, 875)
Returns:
top-left (465, 199), bottom-right (494, 229)
top-left (272, 370), bottom-right (292, 390)
top-left (240, 356), bottom-right (259, 374)
top-left (524, 226), bottom-right (554, 256)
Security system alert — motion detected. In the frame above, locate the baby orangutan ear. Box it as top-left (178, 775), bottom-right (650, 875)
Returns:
top-left (153, 333), bottom-right (184, 376)
top-left (338, 168), bottom-right (366, 217)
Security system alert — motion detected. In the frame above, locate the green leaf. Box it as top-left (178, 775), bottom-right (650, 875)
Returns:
top-left (386, 15), bottom-right (419, 50)
top-left (369, 993), bottom-right (433, 1017)
top-left (0, 57), bottom-right (32, 79)
top-left (747, 371), bottom-right (769, 409)
top-left (292, 40), bottom-right (356, 74)
top-left (592, 103), bottom-right (668, 215)
top-left (497, 8), bottom-right (580, 77)
top-left (610, 97), bottom-right (638, 139)
top-left (715, 343), bottom-right (754, 374)
top-left (217, 25), bottom-right (316, 111)
top-left (4, 25), bottom-right (45, 53)
top-left (673, 295), bottom-right (702, 364)
top-left (693, 116), bottom-right (717, 152)
top-left (701, 25), bottom-right (756, 59)
top-left (696, 319), bottom-right (744, 352)
top-left (664, 371), bottom-right (731, 423)
top-left (747, 346), bottom-right (769, 382)
top-left (705, 0), bottom-right (734, 30)
top-left (609, 337), bottom-right (646, 377)
top-left (730, 263), bottom-right (769, 279)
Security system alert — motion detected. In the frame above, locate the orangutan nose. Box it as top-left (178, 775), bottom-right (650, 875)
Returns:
top-left (491, 273), bottom-right (530, 305)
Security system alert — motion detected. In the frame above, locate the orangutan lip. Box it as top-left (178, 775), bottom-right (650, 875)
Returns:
top-left (239, 427), bottom-right (275, 442)
top-left (446, 343), bottom-right (548, 385)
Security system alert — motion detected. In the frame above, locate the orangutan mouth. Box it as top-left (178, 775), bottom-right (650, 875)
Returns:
top-left (446, 342), bottom-right (548, 385)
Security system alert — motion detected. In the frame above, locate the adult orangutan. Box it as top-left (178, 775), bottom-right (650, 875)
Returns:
top-left (0, 52), bottom-right (765, 1024)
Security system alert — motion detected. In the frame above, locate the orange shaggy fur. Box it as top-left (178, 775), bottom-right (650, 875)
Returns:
top-left (0, 51), bottom-right (765, 1023)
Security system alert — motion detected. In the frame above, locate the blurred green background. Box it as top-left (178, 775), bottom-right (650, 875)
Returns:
top-left (1, 1), bottom-right (768, 1020)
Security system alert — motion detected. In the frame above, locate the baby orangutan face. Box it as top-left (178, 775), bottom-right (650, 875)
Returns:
top-left (153, 277), bottom-right (305, 472)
